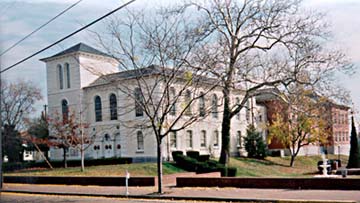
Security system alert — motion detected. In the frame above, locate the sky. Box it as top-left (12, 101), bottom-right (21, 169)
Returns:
top-left (1, 0), bottom-right (360, 119)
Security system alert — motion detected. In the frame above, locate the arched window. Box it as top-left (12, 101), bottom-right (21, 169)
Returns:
top-left (200, 130), bottom-right (206, 147)
top-left (61, 99), bottom-right (68, 121)
top-left (94, 96), bottom-right (102, 122)
top-left (134, 88), bottom-right (143, 117)
top-left (211, 94), bottom-right (218, 118)
top-left (213, 130), bottom-right (219, 147)
top-left (186, 130), bottom-right (193, 148)
top-left (104, 134), bottom-right (110, 141)
top-left (65, 63), bottom-right (71, 88)
top-left (237, 131), bottom-right (242, 148)
top-left (170, 131), bottom-right (177, 148)
top-left (58, 65), bottom-right (64, 89)
top-left (185, 90), bottom-right (192, 115)
top-left (137, 131), bottom-right (144, 151)
top-left (199, 92), bottom-right (205, 117)
top-left (236, 97), bottom-right (240, 120)
top-left (109, 93), bottom-right (117, 120)
top-left (169, 87), bottom-right (176, 116)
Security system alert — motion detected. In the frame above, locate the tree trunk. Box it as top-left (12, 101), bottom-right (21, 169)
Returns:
top-left (157, 141), bottom-right (163, 194)
top-left (81, 148), bottom-right (85, 172)
top-left (219, 89), bottom-right (231, 165)
top-left (290, 155), bottom-right (296, 167)
top-left (63, 147), bottom-right (67, 168)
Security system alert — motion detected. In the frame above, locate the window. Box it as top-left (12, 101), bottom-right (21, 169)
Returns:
top-left (94, 96), bottom-right (102, 122)
top-left (134, 88), bottom-right (144, 117)
top-left (170, 87), bottom-right (176, 116)
top-left (213, 130), bottom-right (219, 147)
top-left (185, 90), bottom-right (192, 115)
top-left (104, 134), bottom-right (110, 141)
top-left (170, 131), bottom-right (177, 148)
top-left (186, 130), bottom-right (193, 148)
top-left (65, 63), bottom-right (71, 88)
top-left (61, 99), bottom-right (68, 121)
top-left (199, 92), bottom-right (205, 117)
top-left (58, 65), bottom-right (63, 89)
top-left (109, 94), bottom-right (118, 120)
top-left (235, 97), bottom-right (240, 120)
top-left (137, 131), bottom-right (144, 151)
top-left (200, 130), bottom-right (206, 147)
top-left (246, 101), bottom-right (250, 122)
top-left (211, 94), bottom-right (218, 118)
top-left (237, 131), bottom-right (242, 148)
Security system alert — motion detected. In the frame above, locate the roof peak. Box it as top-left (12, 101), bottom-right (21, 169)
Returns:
top-left (41, 42), bottom-right (113, 61)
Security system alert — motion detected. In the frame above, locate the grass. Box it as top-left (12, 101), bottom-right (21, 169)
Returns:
top-left (230, 154), bottom-right (349, 177)
top-left (5, 155), bottom-right (349, 177)
top-left (5, 162), bottom-right (185, 177)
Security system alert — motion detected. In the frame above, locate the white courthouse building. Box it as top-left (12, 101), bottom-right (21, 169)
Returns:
top-left (41, 43), bottom-right (267, 162)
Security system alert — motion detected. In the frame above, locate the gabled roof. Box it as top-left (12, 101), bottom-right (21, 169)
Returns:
top-left (40, 43), bottom-right (113, 61)
top-left (85, 65), bottom-right (220, 89)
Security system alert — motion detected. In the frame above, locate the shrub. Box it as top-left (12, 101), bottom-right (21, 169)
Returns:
top-left (172, 151), bottom-right (184, 162)
top-left (227, 167), bottom-right (237, 177)
top-left (198, 155), bottom-right (210, 162)
top-left (186, 151), bottom-right (200, 160)
top-left (244, 125), bottom-right (267, 159)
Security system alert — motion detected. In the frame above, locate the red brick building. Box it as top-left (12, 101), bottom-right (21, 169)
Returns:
top-left (256, 92), bottom-right (350, 156)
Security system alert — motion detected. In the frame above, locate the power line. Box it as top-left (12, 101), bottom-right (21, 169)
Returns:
top-left (1, 0), bottom-right (136, 74)
top-left (0, 0), bottom-right (83, 57)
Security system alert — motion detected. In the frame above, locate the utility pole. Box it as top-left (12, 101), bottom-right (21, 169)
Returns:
top-left (0, 49), bottom-right (3, 189)
top-left (43, 104), bottom-right (48, 119)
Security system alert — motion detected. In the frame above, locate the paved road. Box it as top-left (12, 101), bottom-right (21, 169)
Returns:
top-left (0, 193), bottom-right (232, 203)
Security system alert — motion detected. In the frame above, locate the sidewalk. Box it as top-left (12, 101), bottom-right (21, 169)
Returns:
top-left (2, 183), bottom-right (360, 203)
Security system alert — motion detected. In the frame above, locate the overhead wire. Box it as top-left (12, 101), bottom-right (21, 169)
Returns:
top-left (0, 0), bottom-right (83, 57)
top-left (1, 0), bottom-right (136, 74)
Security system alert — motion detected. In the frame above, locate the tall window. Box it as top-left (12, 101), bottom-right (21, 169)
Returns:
top-left (213, 130), bottom-right (219, 147)
top-left (246, 101), bottom-right (250, 122)
top-left (94, 96), bottom-right (102, 122)
top-left (58, 65), bottom-right (63, 89)
top-left (170, 131), bottom-right (177, 148)
top-left (199, 93), bottom-right (205, 117)
top-left (211, 94), bottom-right (218, 118)
top-left (170, 87), bottom-right (176, 116)
top-left (134, 88), bottom-right (143, 117)
top-left (109, 93), bottom-right (117, 120)
top-left (61, 99), bottom-right (68, 121)
top-left (186, 130), bottom-right (193, 148)
top-left (65, 63), bottom-right (71, 88)
top-left (237, 131), bottom-right (242, 148)
top-left (137, 131), bottom-right (144, 151)
top-left (200, 130), bottom-right (206, 147)
top-left (185, 90), bottom-right (192, 115)
top-left (235, 97), bottom-right (240, 120)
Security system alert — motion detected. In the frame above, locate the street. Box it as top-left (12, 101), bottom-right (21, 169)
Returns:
top-left (0, 193), bottom-right (233, 203)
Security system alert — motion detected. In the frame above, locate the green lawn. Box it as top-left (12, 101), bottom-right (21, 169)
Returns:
top-left (5, 162), bottom-right (185, 177)
top-left (230, 154), bottom-right (348, 177)
top-left (5, 155), bottom-right (348, 177)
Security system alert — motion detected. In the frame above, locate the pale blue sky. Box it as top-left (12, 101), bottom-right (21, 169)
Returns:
top-left (1, 0), bottom-right (359, 118)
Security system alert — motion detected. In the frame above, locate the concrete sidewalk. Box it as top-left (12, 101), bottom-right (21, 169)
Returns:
top-left (2, 183), bottom-right (360, 203)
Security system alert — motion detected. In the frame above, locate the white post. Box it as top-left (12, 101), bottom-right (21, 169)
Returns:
top-left (125, 170), bottom-right (130, 195)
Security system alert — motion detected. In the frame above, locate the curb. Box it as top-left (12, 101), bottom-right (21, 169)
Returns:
top-left (1, 189), bottom-right (356, 203)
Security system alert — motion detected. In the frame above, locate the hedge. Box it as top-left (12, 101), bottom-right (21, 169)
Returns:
top-left (173, 153), bottom-right (237, 177)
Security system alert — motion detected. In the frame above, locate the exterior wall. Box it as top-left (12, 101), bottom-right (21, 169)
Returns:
top-left (258, 98), bottom-right (351, 156)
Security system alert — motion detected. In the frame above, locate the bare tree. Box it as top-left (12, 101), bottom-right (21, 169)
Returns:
top-left (1, 80), bottom-right (42, 129)
top-left (176, 0), bottom-right (352, 165)
top-left (87, 8), bottom-right (221, 193)
top-left (1, 80), bottom-right (42, 162)
top-left (48, 111), bottom-right (93, 170)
